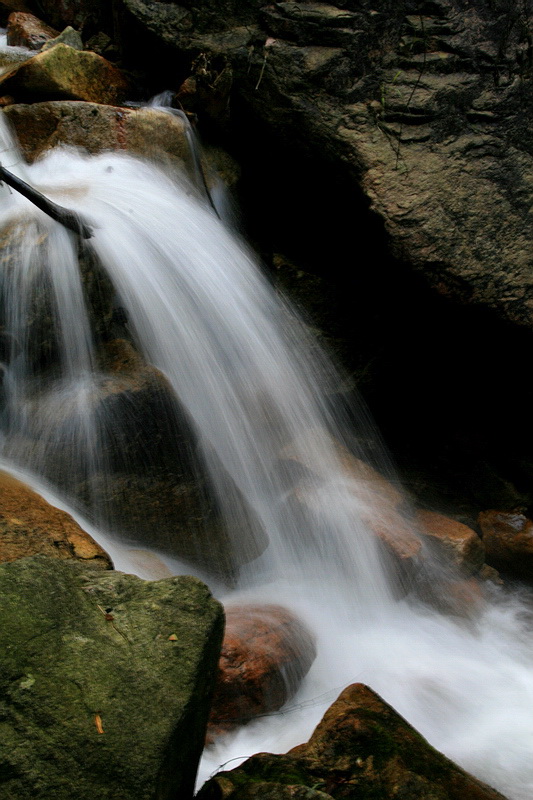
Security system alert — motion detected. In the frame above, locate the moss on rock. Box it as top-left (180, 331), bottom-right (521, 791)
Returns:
top-left (0, 555), bottom-right (224, 799)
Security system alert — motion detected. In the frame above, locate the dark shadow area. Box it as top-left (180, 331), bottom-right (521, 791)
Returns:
top-left (226, 105), bottom-right (533, 523)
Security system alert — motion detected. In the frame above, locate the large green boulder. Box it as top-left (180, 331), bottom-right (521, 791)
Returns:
top-left (0, 555), bottom-right (224, 799)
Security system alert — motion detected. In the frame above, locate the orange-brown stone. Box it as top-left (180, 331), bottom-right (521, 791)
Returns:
top-left (0, 471), bottom-right (112, 567)
top-left (4, 100), bottom-right (191, 170)
top-left (279, 435), bottom-right (422, 573)
top-left (207, 604), bottom-right (316, 740)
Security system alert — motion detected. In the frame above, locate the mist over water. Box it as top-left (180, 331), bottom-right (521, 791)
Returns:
top-left (0, 116), bottom-right (531, 798)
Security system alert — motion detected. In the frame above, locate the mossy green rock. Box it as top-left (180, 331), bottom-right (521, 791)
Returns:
top-left (0, 555), bottom-right (224, 799)
top-left (198, 683), bottom-right (508, 800)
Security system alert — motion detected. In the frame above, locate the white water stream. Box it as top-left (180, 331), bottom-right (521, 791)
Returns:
top-left (0, 112), bottom-right (531, 798)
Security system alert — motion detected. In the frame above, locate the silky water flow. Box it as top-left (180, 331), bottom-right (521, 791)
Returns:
top-left (0, 113), bottom-right (531, 799)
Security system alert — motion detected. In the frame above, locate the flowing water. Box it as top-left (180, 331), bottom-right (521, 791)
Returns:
top-left (0, 110), bottom-right (532, 798)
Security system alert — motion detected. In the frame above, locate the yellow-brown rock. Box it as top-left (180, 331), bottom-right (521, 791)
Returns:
top-left (0, 471), bottom-right (112, 567)
top-left (0, 43), bottom-right (129, 104)
top-left (3, 100), bottom-right (191, 171)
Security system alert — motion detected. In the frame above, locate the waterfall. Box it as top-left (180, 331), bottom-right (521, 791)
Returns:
top-left (0, 114), bottom-right (531, 799)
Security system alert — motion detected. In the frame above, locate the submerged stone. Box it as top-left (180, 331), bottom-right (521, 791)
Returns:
top-left (0, 555), bottom-right (224, 799)
top-left (416, 509), bottom-right (485, 576)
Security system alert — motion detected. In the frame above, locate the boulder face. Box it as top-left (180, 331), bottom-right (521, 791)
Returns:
top-left (3, 101), bottom-right (192, 170)
top-left (0, 470), bottom-right (112, 568)
top-left (0, 555), bottom-right (224, 800)
top-left (198, 683), bottom-right (509, 800)
top-left (238, 0), bottom-right (533, 332)
top-left (6, 11), bottom-right (59, 49)
top-left (478, 509), bottom-right (533, 581)
top-left (2, 335), bottom-right (247, 580)
top-left (208, 604), bottom-right (316, 740)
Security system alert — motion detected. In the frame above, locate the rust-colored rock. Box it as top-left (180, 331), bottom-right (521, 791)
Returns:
top-left (199, 683), bottom-right (509, 800)
top-left (6, 11), bottom-right (59, 49)
top-left (416, 509), bottom-right (485, 575)
top-left (0, 470), bottom-right (112, 567)
top-left (478, 510), bottom-right (533, 580)
top-left (207, 604), bottom-right (316, 740)
top-left (0, 44), bottom-right (129, 104)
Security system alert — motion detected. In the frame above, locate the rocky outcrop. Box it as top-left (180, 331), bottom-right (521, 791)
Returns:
top-left (478, 509), bottom-right (533, 581)
top-left (86, 1), bottom-right (533, 335)
top-left (0, 470), bottom-right (112, 567)
top-left (6, 11), bottom-right (59, 49)
top-left (208, 604), bottom-right (316, 740)
top-left (0, 555), bottom-right (224, 800)
top-left (199, 682), bottom-right (509, 800)
top-left (0, 43), bottom-right (129, 104)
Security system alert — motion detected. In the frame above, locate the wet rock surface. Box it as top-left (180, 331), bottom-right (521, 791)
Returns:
top-left (4, 100), bottom-right (192, 170)
top-left (0, 471), bottom-right (112, 567)
top-left (0, 555), bottom-right (224, 800)
top-left (199, 683), bottom-right (509, 800)
top-left (416, 509), bottom-right (485, 576)
top-left (208, 604), bottom-right (316, 739)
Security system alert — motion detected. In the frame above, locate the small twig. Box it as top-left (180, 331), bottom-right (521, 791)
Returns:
top-left (96, 604), bottom-right (130, 644)
top-left (0, 164), bottom-right (93, 239)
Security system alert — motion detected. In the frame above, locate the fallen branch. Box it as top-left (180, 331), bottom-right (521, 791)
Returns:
top-left (0, 164), bottom-right (93, 239)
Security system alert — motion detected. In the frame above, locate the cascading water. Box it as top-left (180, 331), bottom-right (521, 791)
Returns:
top-left (0, 110), bottom-right (531, 799)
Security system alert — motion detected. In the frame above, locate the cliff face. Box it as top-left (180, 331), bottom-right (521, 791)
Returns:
top-left (116, 0), bottom-right (533, 329)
